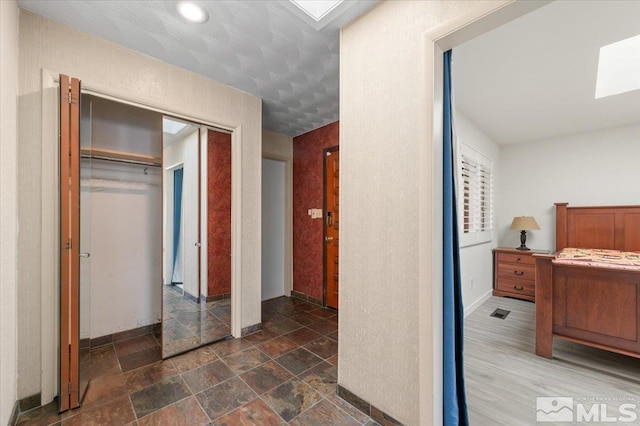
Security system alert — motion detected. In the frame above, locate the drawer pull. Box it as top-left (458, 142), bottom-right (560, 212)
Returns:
top-left (516, 257), bottom-right (521, 261)
top-left (513, 285), bottom-right (524, 291)
top-left (514, 271), bottom-right (524, 276)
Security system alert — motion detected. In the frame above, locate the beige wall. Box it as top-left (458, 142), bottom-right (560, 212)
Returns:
top-left (0, 0), bottom-right (19, 422)
top-left (18, 10), bottom-right (262, 400)
top-left (339, 1), bottom-right (501, 424)
top-left (262, 129), bottom-right (293, 159)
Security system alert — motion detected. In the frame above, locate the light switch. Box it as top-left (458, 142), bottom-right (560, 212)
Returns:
top-left (308, 208), bottom-right (323, 219)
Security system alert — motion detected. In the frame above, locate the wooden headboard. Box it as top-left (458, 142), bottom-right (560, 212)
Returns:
top-left (555, 202), bottom-right (640, 252)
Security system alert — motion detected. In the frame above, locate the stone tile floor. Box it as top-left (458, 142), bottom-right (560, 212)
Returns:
top-left (15, 296), bottom-right (378, 425)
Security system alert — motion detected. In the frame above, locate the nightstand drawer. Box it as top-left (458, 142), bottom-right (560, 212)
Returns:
top-left (494, 248), bottom-right (546, 302)
top-left (496, 278), bottom-right (535, 296)
top-left (497, 252), bottom-right (536, 265)
top-left (497, 263), bottom-right (535, 281)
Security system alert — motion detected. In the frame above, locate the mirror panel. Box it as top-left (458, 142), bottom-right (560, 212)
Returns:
top-left (162, 121), bottom-right (231, 357)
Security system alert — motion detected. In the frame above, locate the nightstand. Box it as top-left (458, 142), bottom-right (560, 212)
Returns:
top-left (493, 247), bottom-right (547, 302)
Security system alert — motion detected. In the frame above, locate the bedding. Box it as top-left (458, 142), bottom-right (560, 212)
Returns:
top-left (553, 247), bottom-right (640, 271)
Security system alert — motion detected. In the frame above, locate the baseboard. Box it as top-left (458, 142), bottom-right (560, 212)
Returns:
top-left (464, 289), bottom-right (493, 318)
top-left (202, 292), bottom-right (231, 303)
top-left (291, 290), bottom-right (322, 306)
top-left (89, 322), bottom-right (161, 348)
top-left (165, 283), bottom-right (201, 303)
top-left (241, 322), bottom-right (262, 336)
top-left (336, 385), bottom-right (403, 425)
top-left (182, 290), bottom-right (200, 304)
top-left (18, 393), bottom-right (41, 413)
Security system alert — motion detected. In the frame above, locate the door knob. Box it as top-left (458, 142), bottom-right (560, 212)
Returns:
top-left (79, 253), bottom-right (90, 258)
top-left (195, 242), bottom-right (201, 247)
top-left (325, 236), bottom-right (333, 242)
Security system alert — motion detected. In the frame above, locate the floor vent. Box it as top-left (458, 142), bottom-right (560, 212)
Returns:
top-left (490, 308), bottom-right (510, 320)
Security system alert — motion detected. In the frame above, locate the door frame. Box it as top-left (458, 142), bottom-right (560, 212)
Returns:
top-left (421, 1), bottom-right (551, 423)
top-left (164, 161), bottom-right (185, 288)
top-left (40, 69), bottom-right (244, 404)
top-left (322, 145), bottom-right (339, 308)
top-left (261, 153), bottom-right (293, 299)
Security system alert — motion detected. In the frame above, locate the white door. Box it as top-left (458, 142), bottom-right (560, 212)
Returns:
top-left (261, 158), bottom-right (286, 301)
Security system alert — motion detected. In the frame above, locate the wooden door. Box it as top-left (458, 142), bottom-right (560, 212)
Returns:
top-left (59, 74), bottom-right (82, 411)
top-left (324, 148), bottom-right (339, 309)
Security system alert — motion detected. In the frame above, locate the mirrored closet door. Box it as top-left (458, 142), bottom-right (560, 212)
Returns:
top-left (161, 120), bottom-right (232, 358)
top-left (59, 73), bottom-right (232, 412)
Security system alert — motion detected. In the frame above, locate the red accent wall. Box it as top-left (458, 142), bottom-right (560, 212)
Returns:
top-left (293, 121), bottom-right (339, 300)
top-left (208, 130), bottom-right (232, 296)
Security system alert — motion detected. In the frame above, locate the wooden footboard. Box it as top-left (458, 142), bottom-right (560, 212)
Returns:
top-left (535, 255), bottom-right (640, 359)
top-left (536, 203), bottom-right (640, 359)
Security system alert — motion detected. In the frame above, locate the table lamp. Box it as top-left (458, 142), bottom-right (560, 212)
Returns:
top-left (510, 216), bottom-right (540, 250)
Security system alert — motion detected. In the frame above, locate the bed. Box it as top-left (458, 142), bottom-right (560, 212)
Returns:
top-left (534, 202), bottom-right (640, 359)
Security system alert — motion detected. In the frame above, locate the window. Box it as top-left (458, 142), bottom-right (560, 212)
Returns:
top-left (458, 140), bottom-right (493, 246)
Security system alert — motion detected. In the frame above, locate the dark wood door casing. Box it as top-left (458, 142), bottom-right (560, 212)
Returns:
top-left (324, 147), bottom-right (339, 309)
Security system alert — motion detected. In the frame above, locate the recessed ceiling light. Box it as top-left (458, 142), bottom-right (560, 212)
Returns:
top-left (289, 0), bottom-right (344, 22)
top-left (176, 2), bottom-right (209, 24)
top-left (595, 34), bottom-right (640, 99)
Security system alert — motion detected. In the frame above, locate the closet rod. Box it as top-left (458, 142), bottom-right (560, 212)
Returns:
top-left (80, 147), bottom-right (161, 167)
top-left (80, 155), bottom-right (161, 167)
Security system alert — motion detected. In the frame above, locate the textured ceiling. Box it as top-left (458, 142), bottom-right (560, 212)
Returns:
top-left (453, 0), bottom-right (640, 145)
top-left (18, 0), bottom-right (377, 137)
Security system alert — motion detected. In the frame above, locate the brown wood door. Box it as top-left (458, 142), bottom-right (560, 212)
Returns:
top-left (59, 74), bottom-right (82, 411)
top-left (324, 148), bottom-right (339, 309)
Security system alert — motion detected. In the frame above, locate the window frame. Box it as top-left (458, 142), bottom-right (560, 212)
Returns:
top-left (457, 139), bottom-right (494, 247)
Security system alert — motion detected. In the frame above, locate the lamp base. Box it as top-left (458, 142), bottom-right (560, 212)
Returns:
top-left (516, 230), bottom-right (529, 251)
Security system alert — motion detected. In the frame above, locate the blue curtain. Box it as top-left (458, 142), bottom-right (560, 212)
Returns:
top-left (443, 49), bottom-right (469, 426)
top-left (172, 168), bottom-right (184, 283)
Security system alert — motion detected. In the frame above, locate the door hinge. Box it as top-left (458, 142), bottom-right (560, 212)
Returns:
top-left (66, 239), bottom-right (72, 250)
top-left (67, 88), bottom-right (78, 105)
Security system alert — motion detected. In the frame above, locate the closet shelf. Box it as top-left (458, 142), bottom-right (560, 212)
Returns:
top-left (80, 147), bottom-right (161, 167)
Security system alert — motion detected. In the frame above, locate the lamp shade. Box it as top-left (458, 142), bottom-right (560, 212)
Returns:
top-left (510, 216), bottom-right (540, 231)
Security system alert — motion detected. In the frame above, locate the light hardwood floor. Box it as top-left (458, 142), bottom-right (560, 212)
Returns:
top-left (465, 296), bottom-right (640, 425)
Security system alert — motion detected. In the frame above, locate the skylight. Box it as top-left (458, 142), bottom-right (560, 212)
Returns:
top-left (289, 0), bottom-right (344, 22)
top-left (595, 34), bottom-right (640, 99)
top-left (163, 118), bottom-right (187, 135)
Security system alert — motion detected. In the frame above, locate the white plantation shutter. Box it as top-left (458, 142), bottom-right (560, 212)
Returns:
top-left (458, 141), bottom-right (493, 246)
